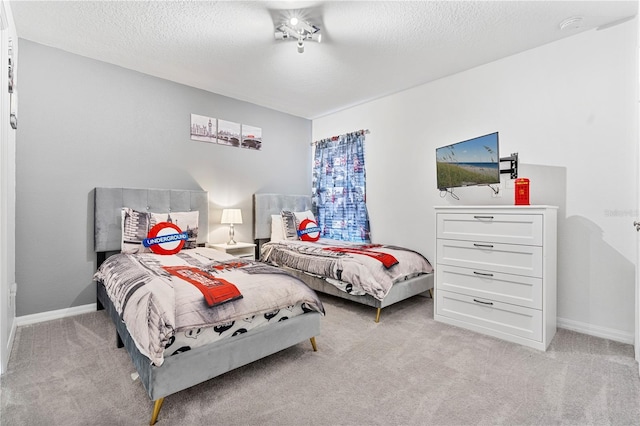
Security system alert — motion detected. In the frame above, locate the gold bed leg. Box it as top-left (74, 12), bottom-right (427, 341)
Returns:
top-left (150, 398), bottom-right (165, 425)
top-left (374, 308), bottom-right (381, 323)
top-left (310, 336), bottom-right (318, 352)
top-left (429, 288), bottom-right (434, 298)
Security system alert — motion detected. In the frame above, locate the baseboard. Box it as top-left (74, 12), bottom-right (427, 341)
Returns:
top-left (1, 318), bottom-right (16, 375)
top-left (15, 303), bottom-right (97, 327)
top-left (11, 306), bottom-right (635, 346)
top-left (6, 317), bottom-right (16, 364)
top-left (557, 317), bottom-right (634, 345)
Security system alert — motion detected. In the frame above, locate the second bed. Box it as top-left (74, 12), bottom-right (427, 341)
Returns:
top-left (253, 193), bottom-right (434, 322)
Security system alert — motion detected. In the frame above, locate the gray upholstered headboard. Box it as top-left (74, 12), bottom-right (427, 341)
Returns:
top-left (253, 193), bottom-right (312, 240)
top-left (94, 187), bottom-right (209, 252)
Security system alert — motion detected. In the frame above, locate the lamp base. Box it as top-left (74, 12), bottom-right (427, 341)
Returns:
top-left (227, 224), bottom-right (236, 245)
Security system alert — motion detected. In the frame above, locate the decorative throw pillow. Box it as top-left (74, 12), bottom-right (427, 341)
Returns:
top-left (121, 208), bottom-right (199, 254)
top-left (280, 210), bottom-right (299, 240)
top-left (150, 211), bottom-right (199, 250)
top-left (297, 218), bottom-right (321, 242)
top-left (121, 208), bottom-right (152, 254)
top-left (281, 210), bottom-right (317, 241)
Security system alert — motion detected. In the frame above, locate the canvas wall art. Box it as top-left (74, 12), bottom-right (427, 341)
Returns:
top-left (241, 124), bottom-right (262, 150)
top-left (217, 119), bottom-right (241, 147)
top-left (190, 114), bottom-right (217, 143)
top-left (190, 113), bottom-right (261, 151)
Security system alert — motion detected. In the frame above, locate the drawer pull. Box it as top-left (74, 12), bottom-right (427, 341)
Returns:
top-left (473, 243), bottom-right (494, 248)
top-left (473, 215), bottom-right (494, 219)
top-left (473, 271), bottom-right (494, 277)
top-left (473, 299), bottom-right (494, 306)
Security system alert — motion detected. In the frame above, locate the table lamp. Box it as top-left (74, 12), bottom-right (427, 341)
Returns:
top-left (221, 208), bottom-right (242, 245)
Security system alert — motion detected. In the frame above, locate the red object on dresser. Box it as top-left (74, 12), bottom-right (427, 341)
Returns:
top-left (515, 178), bottom-right (530, 205)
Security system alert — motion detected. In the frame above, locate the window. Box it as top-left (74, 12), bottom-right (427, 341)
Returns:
top-left (312, 131), bottom-right (370, 243)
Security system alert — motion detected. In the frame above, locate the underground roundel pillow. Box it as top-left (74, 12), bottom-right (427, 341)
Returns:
top-left (281, 210), bottom-right (319, 241)
top-left (121, 208), bottom-right (199, 254)
top-left (297, 217), bottom-right (321, 241)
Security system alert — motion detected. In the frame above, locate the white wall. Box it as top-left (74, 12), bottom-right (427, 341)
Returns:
top-left (0, 0), bottom-right (17, 374)
top-left (313, 19), bottom-right (639, 342)
top-left (15, 40), bottom-right (312, 317)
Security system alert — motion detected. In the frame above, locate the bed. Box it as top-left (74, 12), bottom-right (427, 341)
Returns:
top-left (253, 193), bottom-right (434, 322)
top-left (93, 187), bottom-right (324, 425)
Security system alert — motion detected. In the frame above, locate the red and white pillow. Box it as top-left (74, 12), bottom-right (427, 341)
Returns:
top-left (297, 217), bottom-right (321, 242)
top-left (275, 210), bottom-right (320, 242)
top-left (121, 208), bottom-right (199, 254)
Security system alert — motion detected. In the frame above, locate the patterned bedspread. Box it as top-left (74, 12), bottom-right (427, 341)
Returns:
top-left (260, 239), bottom-right (433, 301)
top-left (94, 247), bottom-right (324, 366)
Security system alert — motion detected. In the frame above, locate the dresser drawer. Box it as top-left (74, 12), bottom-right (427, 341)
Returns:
top-left (436, 290), bottom-right (542, 342)
top-left (437, 213), bottom-right (543, 246)
top-left (436, 265), bottom-right (542, 309)
top-left (437, 239), bottom-right (542, 277)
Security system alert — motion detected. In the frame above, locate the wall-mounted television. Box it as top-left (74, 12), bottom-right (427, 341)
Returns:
top-left (436, 132), bottom-right (500, 190)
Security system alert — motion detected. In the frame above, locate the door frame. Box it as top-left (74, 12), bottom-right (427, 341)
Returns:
top-left (636, 15), bottom-right (640, 377)
top-left (0, 0), bottom-right (8, 375)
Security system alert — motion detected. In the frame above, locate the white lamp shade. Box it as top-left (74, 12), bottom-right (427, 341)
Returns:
top-left (221, 208), bottom-right (243, 225)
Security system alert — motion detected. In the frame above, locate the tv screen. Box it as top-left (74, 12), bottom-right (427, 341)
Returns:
top-left (436, 132), bottom-right (500, 190)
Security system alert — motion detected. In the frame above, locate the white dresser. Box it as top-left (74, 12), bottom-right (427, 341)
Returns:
top-left (434, 205), bottom-right (557, 350)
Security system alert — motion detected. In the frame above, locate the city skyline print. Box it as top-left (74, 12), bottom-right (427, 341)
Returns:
top-left (190, 114), bottom-right (217, 143)
top-left (217, 119), bottom-right (241, 147)
top-left (190, 113), bottom-right (262, 151)
top-left (241, 124), bottom-right (262, 150)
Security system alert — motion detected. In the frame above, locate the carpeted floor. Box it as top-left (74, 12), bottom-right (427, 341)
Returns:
top-left (1, 294), bottom-right (639, 426)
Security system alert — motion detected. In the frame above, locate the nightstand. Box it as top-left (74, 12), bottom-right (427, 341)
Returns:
top-left (206, 242), bottom-right (256, 260)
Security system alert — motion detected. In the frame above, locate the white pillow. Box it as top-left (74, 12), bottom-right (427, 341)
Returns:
top-left (270, 214), bottom-right (285, 242)
top-left (294, 210), bottom-right (315, 223)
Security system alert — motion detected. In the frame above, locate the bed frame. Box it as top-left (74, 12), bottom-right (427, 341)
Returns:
top-left (253, 193), bottom-right (434, 322)
top-left (94, 187), bottom-right (321, 425)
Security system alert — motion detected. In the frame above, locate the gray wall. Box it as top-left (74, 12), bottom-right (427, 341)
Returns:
top-left (16, 39), bottom-right (311, 316)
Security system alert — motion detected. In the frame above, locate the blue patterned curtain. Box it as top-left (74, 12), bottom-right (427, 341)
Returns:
top-left (311, 130), bottom-right (370, 243)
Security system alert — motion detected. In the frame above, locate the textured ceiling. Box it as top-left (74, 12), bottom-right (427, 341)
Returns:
top-left (10, 1), bottom-right (638, 119)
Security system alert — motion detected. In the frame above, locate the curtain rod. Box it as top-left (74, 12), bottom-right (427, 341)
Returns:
top-left (311, 129), bottom-right (370, 146)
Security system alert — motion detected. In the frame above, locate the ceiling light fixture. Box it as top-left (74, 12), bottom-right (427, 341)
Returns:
top-left (559, 16), bottom-right (583, 30)
top-left (275, 16), bottom-right (322, 53)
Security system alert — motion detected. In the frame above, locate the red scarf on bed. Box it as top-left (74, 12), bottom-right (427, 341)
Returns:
top-left (163, 266), bottom-right (243, 307)
top-left (322, 244), bottom-right (398, 269)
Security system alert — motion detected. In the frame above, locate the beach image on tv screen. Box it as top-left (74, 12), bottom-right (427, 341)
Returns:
top-left (436, 133), bottom-right (499, 189)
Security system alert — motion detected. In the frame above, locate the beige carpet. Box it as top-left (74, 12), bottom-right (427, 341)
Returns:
top-left (1, 294), bottom-right (639, 426)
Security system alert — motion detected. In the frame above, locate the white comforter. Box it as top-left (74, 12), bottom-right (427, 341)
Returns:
top-left (94, 247), bottom-right (324, 366)
top-left (260, 239), bottom-right (433, 301)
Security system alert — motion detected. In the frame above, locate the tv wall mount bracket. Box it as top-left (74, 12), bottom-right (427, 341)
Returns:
top-left (500, 153), bottom-right (518, 179)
